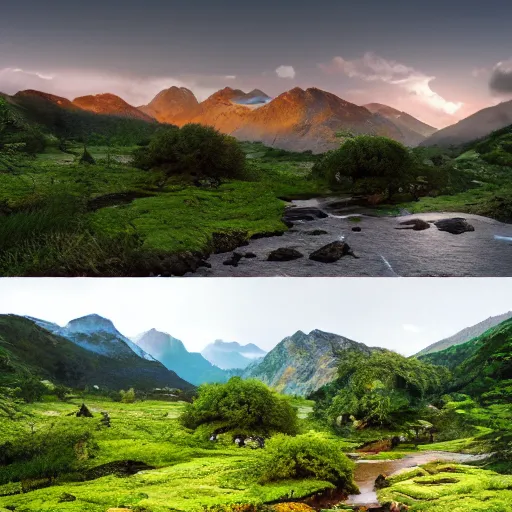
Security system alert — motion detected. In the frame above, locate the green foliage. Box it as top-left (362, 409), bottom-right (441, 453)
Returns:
top-left (180, 378), bottom-right (299, 436)
top-left (313, 135), bottom-right (415, 196)
top-left (120, 388), bottom-right (136, 403)
top-left (133, 124), bottom-right (247, 181)
top-left (259, 432), bottom-right (357, 491)
top-left (314, 350), bottom-right (450, 428)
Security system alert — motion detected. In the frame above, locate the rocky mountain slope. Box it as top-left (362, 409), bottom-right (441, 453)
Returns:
top-left (138, 86), bottom-right (199, 123)
top-left (363, 102), bottom-right (437, 146)
top-left (73, 93), bottom-right (156, 122)
top-left (0, 315), bottom-right (192, 390)
top-left (133, 329), bottom-right (227, 385)
top-left (420, 100), bottom-right (512, 147)
top-left (416, 311), bottom-right (512, 356)
top-left (201, 340), bottom-right (266, 370)
top-left (243, 329), bottom-right (374, 396)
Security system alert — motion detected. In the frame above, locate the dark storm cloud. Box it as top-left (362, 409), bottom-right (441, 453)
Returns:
top-left (489, 62), bottom-right (512, 94)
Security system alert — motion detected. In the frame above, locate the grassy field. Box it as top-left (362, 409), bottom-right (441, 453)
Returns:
top-left (0, 398), bottom-right (335, 512)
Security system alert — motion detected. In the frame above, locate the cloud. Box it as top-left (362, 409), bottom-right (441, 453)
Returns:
top-left (225, 75), bottom-right (237, 80)
top-left (489, 60), bottom-right (512, 95)
top-left (471, 67), bottom-right (488, 78)
top-left (0, 67), bottom-right (220, 105)
top-left (403, 323), bottom-right (421, 333)
top-left (319, 52), bottom-right (463, 115)
top-left (275, 65), bottom-right (296, 79)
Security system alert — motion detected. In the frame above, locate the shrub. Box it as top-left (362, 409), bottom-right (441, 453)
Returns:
top-left (180, 377), bottom-right (298, 435)
top-left (259, 432), bottom-right (357, 492)
top-left (313, 135), bottom-right (415, 197)
top-left (133, 123), bottom-right (246, 181)
top-left (120, 388), bottom-right (136, 403)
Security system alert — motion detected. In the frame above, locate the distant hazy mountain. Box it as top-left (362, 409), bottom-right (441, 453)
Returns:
top-left (243, 329), bottom-right (374, 396)
top-left (420, 100), bottom-right (512, 147)
top-left (73, 93), bottom-right (156, 122)
top-left (416, 311), bottom-right (512, 356)
top-left (363, 102), bottom-right (437, 146)
top-left (0, 315), bottom-right (191, 390)
top-left (138, 86), bottom-right (199, 123)
top-left (201, 340), bottom-right (267, 370)
top-left (133, 329), bottom-right (227, 385)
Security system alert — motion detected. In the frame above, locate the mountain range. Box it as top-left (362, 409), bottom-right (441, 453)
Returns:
top-left (201, 340), bottom-right (267, 370)
top-left (2, 312), bottom-right (510, 397)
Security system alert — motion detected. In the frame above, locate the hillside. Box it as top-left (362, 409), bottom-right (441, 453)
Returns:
top-left (363, 102), bottom-right (437, 146)
top-left (201, 340), bottom-right (266, 370)
top-left (138, 86), bottom-right (199, 123)
top-left (417, 312), bottom-right (512, 356)
top-left (421, 99), bottom-right (512, 147)
top-left (133, 329), bottom-right (227, 385)
top-left (243, 329), bottom-right (373, 395)
top-left (0, 315), bottom-right (192, 390)
top-left (418, 318), bottom-right (512, 400)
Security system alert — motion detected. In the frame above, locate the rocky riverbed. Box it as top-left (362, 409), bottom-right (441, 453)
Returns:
top-left (187, 197), bottom-right (512, 277)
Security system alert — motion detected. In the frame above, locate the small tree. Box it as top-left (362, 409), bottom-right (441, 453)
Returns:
top-left (120, 388), bottom-right (136, 403)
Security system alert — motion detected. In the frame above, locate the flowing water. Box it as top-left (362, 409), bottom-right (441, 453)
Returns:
top-left (189, 197), bottom-right (512, 277)
top-left (345, 451), bottom-right (489, 507)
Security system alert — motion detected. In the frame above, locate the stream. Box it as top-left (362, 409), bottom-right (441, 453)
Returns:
top-left (344, 451), bottom-right (489, 508)
top-left (189, 196), bottom-right (512, 277)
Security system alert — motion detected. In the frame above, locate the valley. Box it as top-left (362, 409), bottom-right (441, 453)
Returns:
top-left (0, 309), bottom-right (511, 511)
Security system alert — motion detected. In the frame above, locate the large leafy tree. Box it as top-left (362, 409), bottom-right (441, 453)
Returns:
top-left (180, 377), bottom-right (298, 435)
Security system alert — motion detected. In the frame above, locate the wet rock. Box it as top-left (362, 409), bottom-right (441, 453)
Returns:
top-left (244, 252), bottom-right (257, 258)
top-left (352, 226), bottom-right (362, 232)
top-left (375, 474), bottom-right (390, 489)
top-left (250, 230), bottom-right (285, 240)
top-left (267, 248), bottom-right (304, 261)
top-left (306, 229), bottom-right (329, 236)
top-left (309, 241), bottom-right (357, 263)
top-left (282, 206), bottom-right (328, 225)
top-left (434, 218), bottom-right (475, 235)
top-left (223, 252), bottom-right (243, 267)
top-left (397, 219), bottom-right (430, 231)
top-left (212, 230), bottom-right (249, 253)
top-left (58, 493), bottom-right (76, 503)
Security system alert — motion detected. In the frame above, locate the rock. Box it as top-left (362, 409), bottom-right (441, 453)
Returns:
top-left (244, 252), bottom-right (257, 258)
top-left (250, 230), bottom-right (285, 240)
top-left (58, 493), bottom-right (76, 503)
top-left (133, 251), bottom-right (210, 277)
top-left (223, 252), bottom-right (243, 267)
top-left (76, 403), bottom-right (93, 418)
top-left (396, 219), bottom-right (430, 231)
top-left (267, 248), bottom-right (304, 262)
top-left (375, 474), bottom-right (390, 489)
top-left (212, 230), bottom-right (249, 253)
top-left (434, 218), bottom-right (475, 235)
top-left (351, 226), bottom-right (362, 232)
top-left (305, 229), bottom-right (329, 236)
top-left (282, 207), bottom-right (328, 225)
top-left (309, 241), bottom-right (357, 263)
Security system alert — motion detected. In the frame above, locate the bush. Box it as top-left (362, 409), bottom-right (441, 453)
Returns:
top-left (133, 123), bottom-right (246, 181)
top-left (313, 135), bottom-right (415, 197)
top-left (180, 377), bottom-right (298, 435)
top-left (259, 432), bottom-right (357, 492)
top-left (120, 388), bottom-right (136, 403)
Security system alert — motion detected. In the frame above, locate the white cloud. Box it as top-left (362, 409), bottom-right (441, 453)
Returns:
top-left (276, 65), bottom-right (296, 79)
top-left (225, 75), bottom-right (237, 80)
top-left (319, 52), bottom-right (463, 115)
top-left (403, 324), bottom-right (421, 333)
top-left (0, 67), bottom-right (219, 105)
top-left (471, 67), bottom-right (488, 78)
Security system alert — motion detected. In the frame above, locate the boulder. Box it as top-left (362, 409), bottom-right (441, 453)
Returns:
top-left (396, 219), bottom-right (430, 231)
top-left (282, 207), bottom-right (328, 225)
top-left (223, 252), bottom-right (243, 267)
top-left (244, 252), bottom-right (257, 258)
top-left (309, 241), bottom-right (357, 263)
top-left (267, 248), bottom-right (304, 262)
top-left (434, 218), bottom-right (475, 234)
top-left (351, 226), bottom-right (362, 232)
top-left (76, 403), bottom-right (93, 418)
top-left (375, 474), bottom-right (390, 489)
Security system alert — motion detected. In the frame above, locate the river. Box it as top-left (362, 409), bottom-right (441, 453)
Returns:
top-left (189, 197), bottom-right (512, 277)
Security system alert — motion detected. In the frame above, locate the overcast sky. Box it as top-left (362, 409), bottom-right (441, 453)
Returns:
top-left (1, 1), bottom-right (512, 127)
top-left (0, 278), bottom-right (510, 356)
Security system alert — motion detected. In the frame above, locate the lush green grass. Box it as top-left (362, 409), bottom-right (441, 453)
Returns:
top-left (0, 398), bottom-right (335, 512)
top-left (378, 462), bottom-right (512, 511)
